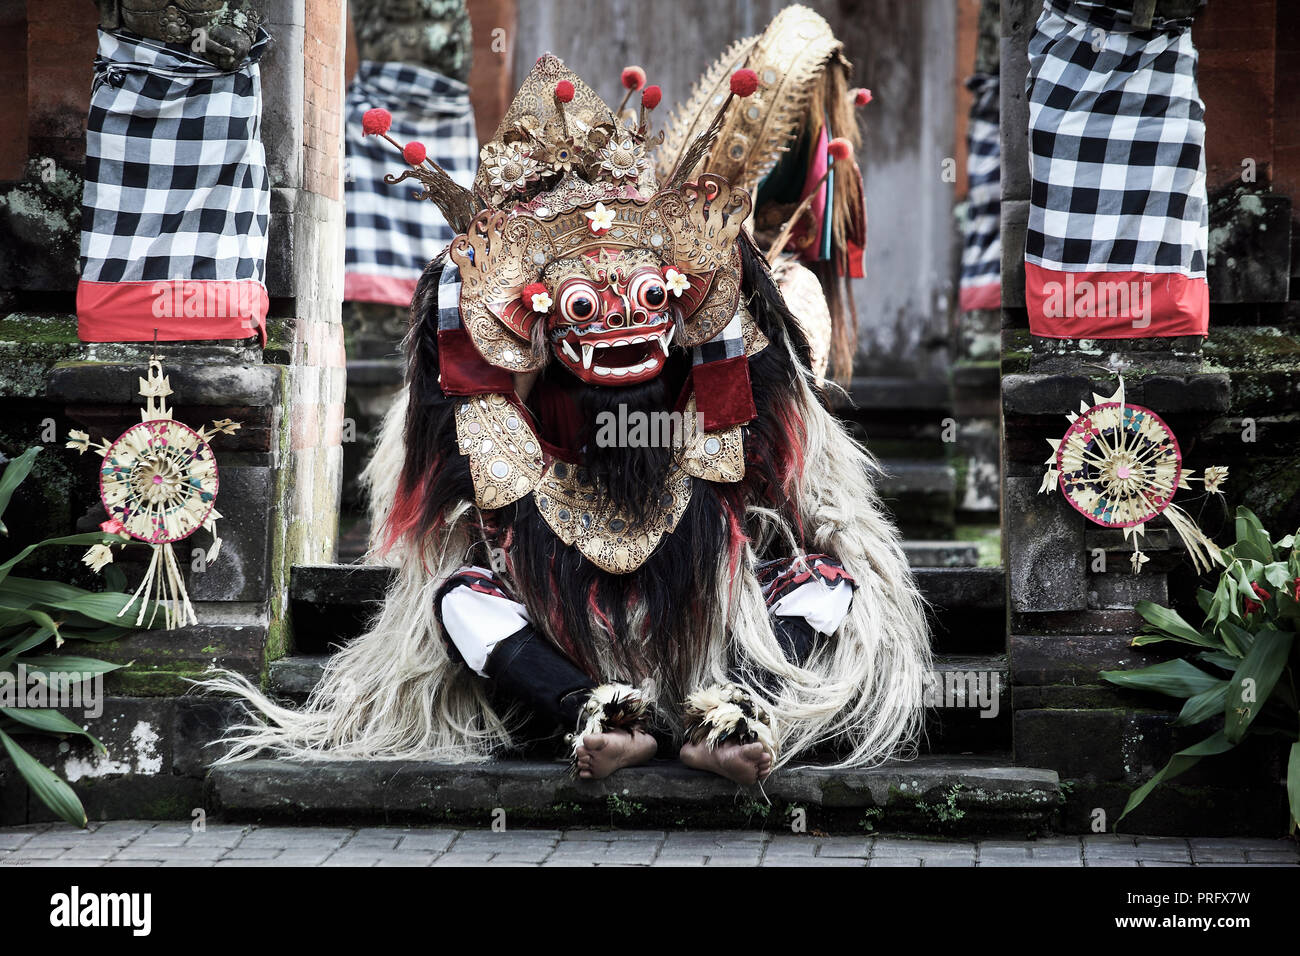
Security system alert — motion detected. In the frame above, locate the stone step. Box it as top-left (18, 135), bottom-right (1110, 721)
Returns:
top-left (266, 651), bottom-right (1010, 755)
top-left (207, 754), bottom-right (1060, 834)
top-left (289, 564), bottom-right (1007, 655)
top-left (902, 540), bottom-right (980, 568)
top-left (874, 459), bottom-right (958, 539)
top-left (841, 376), bottom-right (952, 413)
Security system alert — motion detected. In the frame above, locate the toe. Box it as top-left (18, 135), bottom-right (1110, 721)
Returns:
top-left (583, 733), bottom-right (606, 752)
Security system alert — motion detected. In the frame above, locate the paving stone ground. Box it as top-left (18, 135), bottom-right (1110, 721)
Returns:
top-left (0, 823), bottom-right (1296, 866)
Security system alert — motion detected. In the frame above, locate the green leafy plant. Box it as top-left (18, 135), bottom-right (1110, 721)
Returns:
top-left (0, 447), bottom-right (152, 827)
top-left (1101, 507), bottom-right (1299, 832)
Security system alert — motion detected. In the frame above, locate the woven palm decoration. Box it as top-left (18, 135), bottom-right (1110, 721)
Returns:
top-left (1038, 378), bottom-right (1227, 574)
top-left (67, 356), bottom-right (240, 628)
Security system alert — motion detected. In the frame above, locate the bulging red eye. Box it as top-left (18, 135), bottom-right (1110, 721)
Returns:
top-left (558, 280), bottom-right (600, 322)
top-left (628, 271), bottom-right (668, 312)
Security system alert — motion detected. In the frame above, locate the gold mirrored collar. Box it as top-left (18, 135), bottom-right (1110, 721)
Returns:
top-left (455, 392), bottom-right (746, 573)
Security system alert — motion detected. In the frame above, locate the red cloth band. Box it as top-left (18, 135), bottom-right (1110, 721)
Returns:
top-left (1025, 263), bottom-right (1208, 338)
top-left (77, 279), bottom-right (268, 343)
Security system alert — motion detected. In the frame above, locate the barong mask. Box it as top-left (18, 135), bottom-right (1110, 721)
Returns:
top-left (370, 54), bottom-right (755, 385)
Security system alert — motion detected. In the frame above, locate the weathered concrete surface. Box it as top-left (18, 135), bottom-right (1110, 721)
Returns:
top-left (209, 755), bottom-right (1061, 834)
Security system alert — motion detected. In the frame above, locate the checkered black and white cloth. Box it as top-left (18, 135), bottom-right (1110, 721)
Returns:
top-left (691, 308), bottom-right (749, 366)
top-left (79, 29), bottom-right (271, 298)
top-left (345, 61), bottom-right (478, 307)
top-left (1025, 1), bottom-right (1207, 278)
top-left (960, 73), bottom-right (1001, 311)
top-left (438, 257), bottom-right (464, 332)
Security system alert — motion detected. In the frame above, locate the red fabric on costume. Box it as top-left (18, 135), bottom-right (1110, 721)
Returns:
top-left (691, 355), bottom-right (756, 431)
top-left (436, 328), bottom-right (516, 395)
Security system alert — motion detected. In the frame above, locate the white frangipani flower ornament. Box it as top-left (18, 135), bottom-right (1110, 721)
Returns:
top-left (664, 268), bottom-right (690, 297)
top-left (584, 201), bottom-right (615, 233)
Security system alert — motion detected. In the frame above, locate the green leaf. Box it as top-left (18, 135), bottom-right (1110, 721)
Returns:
top-left (0, 532), bottom-right (126, 586)
top-left (2, 576), bottom-right (147, 625)
top-left (1288, 742), bottom-right (1300, 835)
top-left (1278, 589), bottom-right (1300, 624)
top-left (0, 447), bottom-right (41, 535)
top-left (1133, 601), bottom-right (1219, 648)
top-left (1173, 682), bottom-right (1230, 726)
top-left (0, 625), bottom-right (56, 671)
top-left (0, 727), bottom-right (87, 828)
top-left (1208, 576), bottom-right (1233, 627)
top-left (102, 563), bottom-right (127, 593)
top-left (1116, 731), bottom-right (1235, 827)
top-left (1224, 629), bottom-right (1294, 744)
top-left (1100, 659), bottom-right (1223, 699)
top-left (1263, 561), bottom-right (1293, 591)
top-left (1217, 621), bottom-right (1254, 658)
top-left (0, 708), bottom-right (105, 751)
top-left (1234, 508), bottom-right (1274, 563)
top-left (1195, 588), bottom-right (1215, 616)
top-left (1194, 650), bottom-right (1240, 672)
top-left (16, 654), bottom-right (122, 676)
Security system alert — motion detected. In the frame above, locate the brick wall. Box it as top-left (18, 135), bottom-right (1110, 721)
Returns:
top-left (1197, 0), bottom-right (1277, 189)
top-left (1272, 2), bottom-right (1300, 204)
top-left (26, 0), bottom-right (98, 168)
top-left (305, 0), bottom-right (346, 199)
top-left (0, 5), bottom-right (28, 180)
top-left (467, 0), bottom-right (516, 145)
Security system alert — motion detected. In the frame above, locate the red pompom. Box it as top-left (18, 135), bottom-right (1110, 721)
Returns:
top-left (621, 65), bottom-right (646, 91)
top-left (641, 85), bottom-right (662, 110)
top-left (555, 80), bottom-right (575, 103)
top-left (362, 108), bottom-right (392, 136)
top-left (828, 137), bottom-right (853, 162)
top-left (854, 88), bottom-right (873, 107)
top-left (402, 141), bottom-right (427, 165)
top-left (729, 68), bottom-right (759, 98)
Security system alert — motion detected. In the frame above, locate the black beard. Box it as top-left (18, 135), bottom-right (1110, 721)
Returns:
top-left (574, 375), bottom-right (674, 525)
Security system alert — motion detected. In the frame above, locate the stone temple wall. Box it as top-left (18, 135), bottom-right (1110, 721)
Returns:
top-left (0, 0), bottom-right (349, 822)
top-left (1000, 0), bottom-right (1298, 834)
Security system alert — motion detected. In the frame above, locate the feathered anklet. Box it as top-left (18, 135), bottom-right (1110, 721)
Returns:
top-left (682, 682), bottom-right (778, 763)
top-left (565, 683), bottom-right (650, 775)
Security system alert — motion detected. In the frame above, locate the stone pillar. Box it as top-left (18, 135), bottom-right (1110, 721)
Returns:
top-left (1000, 0), bottom-right (1295, 835)
top-left (264, 0), bottom-right (347, 606)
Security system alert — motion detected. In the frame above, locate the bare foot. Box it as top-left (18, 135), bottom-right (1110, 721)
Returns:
top-left (679, 740), bottom-right (772, 785)
top-left (574, 728), bottom-right (658, 780)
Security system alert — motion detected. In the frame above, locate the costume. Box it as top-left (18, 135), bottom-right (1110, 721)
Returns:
top-left (209, 37), bottom-right (928, 774)
top-left (658, 6), bottom-right (868, 384)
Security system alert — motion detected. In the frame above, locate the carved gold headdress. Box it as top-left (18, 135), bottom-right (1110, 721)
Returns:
top-left (365, 53), bottom-right (762, 376)
top-left (657, 5), bottom-right (849, 194)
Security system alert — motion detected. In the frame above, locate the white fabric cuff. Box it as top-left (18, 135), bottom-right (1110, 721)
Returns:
top-left (440, 581), bottom-right (532, 677)
top-left (770, 578), bottom-right (853, 635)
